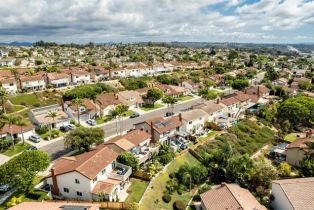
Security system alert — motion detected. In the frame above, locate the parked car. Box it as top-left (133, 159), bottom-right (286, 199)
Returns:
top-left (86, 119), bottom-right (96, 126)
top-left (67, 124), bottom-right (75, 130)
top-left (180, 144), bottom-right (188, 150)
top-left (165, 112), bottom-right (174, 117)
top-left (29, 135), bottom-right (40, 143)
top-left (0, 184), bottom-right (11, 193)
top-left (26, 146), bottom-right (38, 151)
top-left (60, 126), bottom-right (71, 132)
top-left (130, 112), bottom-right (140, 118)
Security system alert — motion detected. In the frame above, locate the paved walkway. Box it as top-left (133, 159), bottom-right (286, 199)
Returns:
top-left (0, 154), bottom-right (10, 165)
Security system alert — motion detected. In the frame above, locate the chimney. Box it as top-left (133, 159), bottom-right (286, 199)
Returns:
top-left (114, 93), bottom-right (118, 100)
top-left (257, 86), bottom-right (260, 97)
top-left (51, 168), bottom-right (59, 195)
top-left (150, 121), bottom-right (155, 143)
top-left (179, 113), bottom-right (182, 122)
top-left (216, 98), bottom-right (220, 104)
top-left (306, 130), bottom-right (312, 138)
top-left (108, 69), bottom-right (112, 79)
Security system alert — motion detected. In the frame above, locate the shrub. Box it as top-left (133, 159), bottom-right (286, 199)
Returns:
top-left (35, 126), bottom-right (49, 135)
top-left (173, 200), bottom-right (186, 210)
top-left (177, 188), bottom-right (183, 195)
top-left (198, 184), bottom-right (212, 194)
top-left (162, 194), bottom-right (171, 203)
top-left (193, 194), bottom-right (201, 201)
top-left (205, 122), bottom-right (222, 131)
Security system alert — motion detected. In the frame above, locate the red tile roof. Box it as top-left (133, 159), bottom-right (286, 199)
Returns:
top-left (287, 137), bottom-right (314, 149)
top-left (200, 183), bottom-right (266, 210)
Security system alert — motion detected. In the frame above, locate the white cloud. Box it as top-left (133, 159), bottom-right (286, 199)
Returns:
top-left (0, 0), bottom-right (312, 43)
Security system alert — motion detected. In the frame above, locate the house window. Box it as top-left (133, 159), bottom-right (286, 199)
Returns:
top-left (63, 188), bottom-right (69, 193)
top-left (77, 191), bottom-right (82, 197)
top-left (75, 179), bottom-right (80, 184)
top-left (102, 168), bottom-right (106, 175)
top-left (93, 176), bottom-right (98, 183)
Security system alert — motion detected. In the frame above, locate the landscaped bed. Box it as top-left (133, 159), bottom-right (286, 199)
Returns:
top-left (140, 152), bottom-right (202, 210)
top-left (126, 178), bottom-right (149, 203)
top-left (178, 95), bottom-right (193, 101)
top-left (0, 143), bottom-right (32, 157)
top-left (140, 103), bottom-right (163, 111)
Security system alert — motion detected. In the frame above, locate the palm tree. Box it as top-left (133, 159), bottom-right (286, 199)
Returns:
top-left (45, 111), bottom-right (59, 140)
top-left (71, 98), bottom-right (83, 124)
top-left (0, 87), bottom-right (8, 114)
top-left (1, 115), bottom-right (18, 149)
top-left (162, 96), bottom-right (177, 113)
top-left (16, 116), bottom-right (27, 145)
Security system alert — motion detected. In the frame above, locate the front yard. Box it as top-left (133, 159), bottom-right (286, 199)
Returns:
top-left (178, 95), bottom-right (193, 101)
top-left (140, 103), bottom-right (163, 111)
top-left (9, 91), bottom-right (61, 108)
top-left (0, 143), bottom-right (32, 157)
top-left (126, 178), bottom-right (149, 203)
top-left (139, 152), bottom-right (202, 210)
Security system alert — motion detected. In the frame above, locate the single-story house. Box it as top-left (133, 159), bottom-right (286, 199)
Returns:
top-left (286, 137), bottom-right (314, 166)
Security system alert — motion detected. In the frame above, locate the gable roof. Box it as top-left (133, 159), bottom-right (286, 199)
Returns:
top-left (141, 116), bottom-right (182, 133)
top-left (8, 202), bottom-right (100, 210)
top-left (221, 97), bottom-right (240, 106)
top-left (287, 137), bottom-right (314, 149)
top-left (96, 93), bottom-right (121, 108)
top-left (0, 124), bottom-right (34, 135)
top-left (181, 109), bottom-right (208, 122)
top-left (272, 177), bottom-right (314, 210)
top-left (199, 101), bottom-right (226, 114)
top-left (117, 90), bottom-right (144, 105)
top-left (105, 129), bottom-right (151, 151)
top-left (200, 183), bottom-right (266, 210)
top-left (20, 74), bottom-right (44, 82)
top-left (47, 72), bottom-right (70, 80)
top-left (51, 145), bottom-right (118, 179)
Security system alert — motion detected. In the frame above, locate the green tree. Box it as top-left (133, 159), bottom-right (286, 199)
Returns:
top-left (111, 104), bottom-right (129, 135)
top-left (145, 88), bottom-right (163, 105)
top-left (45, 111), bottom-right (59, 140)
top-left (298, 80), bottom-right (312, 90)
top-left (64, 127), bottom-right (104, 152)
top-left (265, 66), bottom-right (279, 81)
top-left (117, 152), bottom-right (139, 174)
top-left (299, 157), bottom-right (314, 177)
top-left (228, 49), bottom-right (239, 61)
top-left (15, 116), bottom-right (27, 145)
top-left (157, 144), bottom-right (175, 165)
top-left (231, 79), bottom-right (249, 90)
top-left (0, 87), bottom-right (8, 114)
top-left (162, 96), bottom-right (177, 113)
top-left (277, 162), bottom-right (291, 177)
top-left (0, 150), bottom-right (50, 192)
top-left (251, 158), bottom-right (278, 189)
top-left (71, 98), bottom-right (83, 124)
top-left (226, 154), bottom-right (254, 187)
top-left (1, 114), bottom-right (19, 149)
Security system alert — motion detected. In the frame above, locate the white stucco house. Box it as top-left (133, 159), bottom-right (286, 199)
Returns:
top-left (71, 70), bottom-right (91, 85)
top-left (19, 74), bottom-right (46, 91)
top-left (180, 109), bottom-right (208, 134)
top-left (45, 145), bottom-right (131, 201)
top-left (0, 78), bottom-right (18, 94)
top-left (47, 72), bottom-right (71, 88)
top-left (271, 177), bottom-right (314, 210)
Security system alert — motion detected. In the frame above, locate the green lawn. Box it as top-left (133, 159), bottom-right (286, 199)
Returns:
top-left (96, 115), bottom-right (112, 125)
top-left (139, 152), bottom-right (202, 210)
top-left (197, 131), bottom-right (218, 143)
top-left (122, 110), bottom-right (135, 117)
top-left (126, 178), bottom-right (149, 203)
top-left (9, 92), bottom-right (61, 108)
top-left (284, 133), bottom-right (299, 142)
top-left (39, 129), bottom-right (63, 140)
top-left (140, 103), bottom-right (164, 111)
top-left (7, 104), bottom-right (26, 113)
top-left (178, 95), bottom-right (193, 101)
top-left (0, 143), bottom-right (32, 157)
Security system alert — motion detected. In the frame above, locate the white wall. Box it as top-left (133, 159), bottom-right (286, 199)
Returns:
top-left (72, 75), bottom-right (91, 84)
top-left (271, 183), bottom-right (294, 210)
top-left (2, 83), bottom-right (17, 94)
top-left (22, 80), bottom-right (45, 90)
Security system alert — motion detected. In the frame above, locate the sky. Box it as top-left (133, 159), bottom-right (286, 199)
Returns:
top-left (0, 0), bottom-right (313, 44)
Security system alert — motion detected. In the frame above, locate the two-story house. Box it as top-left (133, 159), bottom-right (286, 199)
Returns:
top-left (180, 109), bottom-right (208, 134)
top-left (64, 98), bottom-right (99, 122)
top-left (134, 115), bottom-right (182, 144)
top-left (45, 145), bottom-right (131, 201)
top-left (198, 101), bottom-right (226, 124)
top-left (116, 90), bottom-right (144, 109)
top-left (90, 66), bottom-right (110, 82)
top-left (19, 74), bottom-right (46, 91)
top-left (96, 93), bottom-right (121, 116)
top-left (0, 78), bottom-right (18, 94)
top-left (104, 129), bottom-right (156, 164)
top-left (71, 70), bottom-right (91, 85)
top-left (46, 72), bottom-right (71, 88)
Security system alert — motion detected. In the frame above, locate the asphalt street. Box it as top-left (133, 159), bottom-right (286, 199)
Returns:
top-left (39, 97), bottom-right (204, 160)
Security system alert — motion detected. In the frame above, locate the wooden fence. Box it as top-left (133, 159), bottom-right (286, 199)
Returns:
top-left (47, 199), bottom-right (128, 209)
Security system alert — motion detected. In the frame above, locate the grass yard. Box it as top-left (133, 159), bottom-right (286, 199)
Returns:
top-left (9, 91), bottom-right (61, 108)
top-left (96, 115), bottom-right (112, 125)
top-left (140, 103), bottom-right (163, 111)
top-left (284, 133), bottom-right (299, 142)
top-left (126, 178), bottom-right (149, 203)
top-left (0, 143), bottom-right (32, 157)
top-left (139, 152), bottom-right (202, 210)
top-left (6, 104), bottom-right (26, 113)
top-left (122, 110), bottom-right (135, 117)
top-left (197, 131), bottom-right (218, 143)
top-left (178, 95), bottom-right (193, 101)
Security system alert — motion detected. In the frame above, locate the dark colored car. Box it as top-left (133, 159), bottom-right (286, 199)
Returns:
top-left (165, 112), bottom-right (174, 117)
top-left (60, 126), bottom-right (71, 132)
top-left (26, 146), bottom-right (38, 151)
top-left (129, 112), bottom-right (140, 118)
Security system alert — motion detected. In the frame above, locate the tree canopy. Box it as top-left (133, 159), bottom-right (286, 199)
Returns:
top-left (144, 88), bottom-right (163, 105)
top-left (0, 151), bottom-right (50, 192)
top-left (117, 152), bottom-right (139, 174)
top-left (64, 127), bottom-right (104, 151)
